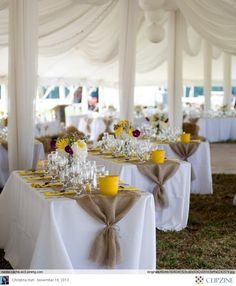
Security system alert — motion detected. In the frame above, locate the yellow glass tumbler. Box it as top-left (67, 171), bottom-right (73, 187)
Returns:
top-left (181, 133), bottom-right (191, 143)
top-left (99, 175), bottom-right (119, 196)
top-left (151, 150), bottom-right (166, 164)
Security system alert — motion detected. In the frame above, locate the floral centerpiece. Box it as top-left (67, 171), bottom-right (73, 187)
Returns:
top-left (114, 120), bottom-right (141, 139)
top-left (149, 113), bottom-right (169, 134)
top-left (53, 133), bottom-right (88, 161)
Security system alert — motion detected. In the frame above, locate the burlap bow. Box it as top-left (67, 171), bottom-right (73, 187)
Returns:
top-left (103, 116), bottom-right (113, 133)
top-left (169, 142), bottom-right (200, 180)
top-left (85, 118), bottom-right (93, 133)
top-left (73, 192), bottom-right (140, 268)
top-left (136, 160), bottom-right (179, 208)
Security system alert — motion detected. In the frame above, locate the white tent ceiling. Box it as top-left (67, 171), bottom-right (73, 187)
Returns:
top-left (0, 0), bottom-right (236, 86)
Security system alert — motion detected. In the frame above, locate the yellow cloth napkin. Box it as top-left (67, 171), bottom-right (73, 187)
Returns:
top-left (26, 176), bottom-right (52, 181)
top-left (113, 158), bottom-right (139, 163)
top-left (118, 186), bottom-right (140, 191)
top-left (31, 182), bottom-right (63, 188)
top-left (44, 191), bottom-right (77, 197)
top-left (18, 170), bottom-right (45, 176)
top-left (89, 148), bottom-right (101, 152)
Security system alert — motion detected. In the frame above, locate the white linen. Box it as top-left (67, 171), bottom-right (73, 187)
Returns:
top-left (198, 117), bottom-right (236, 142)
top-left (159, 142), bottom-right (213, 194)
top-left (0, 172), bottom-right (156, 269)
top-left (88, 154), bottom-right (191, 231)
top-left (8, 0), bottom-right (38, 171)
top-left (0, 142), bottom-right (45, 187)
top-left (35, 121), bottom-right (62, 137)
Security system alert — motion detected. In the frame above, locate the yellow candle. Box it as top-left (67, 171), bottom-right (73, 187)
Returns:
top-left (181, 133), bottom-right (191, 143)
top-left (151, 150), bottom-right (166, 164)
top-left (99, 175), bottom-right (119, 196)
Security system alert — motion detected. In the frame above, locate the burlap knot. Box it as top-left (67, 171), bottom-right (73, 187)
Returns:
top-left (169, 142), bottom-right (200, 181)
top-left (72, 192), bottom-right (140, 268)
top-left (85, 118), bottom-right (93, 133)
top-left (136, 160), bottom-right (180, 208)
top-left (103, 116), bottom-right (113, 133)
top-left (0, 139), bottom-right (8, 150)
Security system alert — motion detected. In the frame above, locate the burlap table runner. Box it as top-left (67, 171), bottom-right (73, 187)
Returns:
top-left (0, 139), bottom-right (8, 150)
top-left (85, 118), bottom-right (93, 133)
top-left (169, 142), bottom-right (200, 180)
top-left (72, 192), bottom-right (140, 268)
top-left (103, 117), bottom-right (113, 133)
top-left (134, 160), bottom-right (180, 208)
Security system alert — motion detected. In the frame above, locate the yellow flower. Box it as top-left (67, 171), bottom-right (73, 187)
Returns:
top-left (128, 128), bottom-right (133, 137)
top-left (56, 138), bottom-right (69, 150)
top-left (115, 126), bottom-right (123, 137)
top-left (77, 140), bottom-right (86, 149)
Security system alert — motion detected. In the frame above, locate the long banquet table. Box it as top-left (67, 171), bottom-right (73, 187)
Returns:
top-left (0, 141), bottom-right (45, 187)
top-left (158, 142), bottom-right (212, 194)
top-left (198, 117), bottom-right (236, 142)
top-left (88, 154), bottom-right (191, 231)
top-left (0, 172), bottom-right (156, 269)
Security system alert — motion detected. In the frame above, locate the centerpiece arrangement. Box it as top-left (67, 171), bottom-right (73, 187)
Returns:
top-left (114, 120), bottom-right (141, 139)
top-left (149, 113), bottom-right (169, 135)
top-left (53, 133), bottom-right (88, 162)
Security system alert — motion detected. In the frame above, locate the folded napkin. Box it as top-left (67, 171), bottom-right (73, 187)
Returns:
top-left (113, 158), bottom-right (139, 163)
top-left (118, 186), bottom-right (140, 191)
top-left (44, 191), bottom-right (76, 197)
top-left (26, 176), bottom-right (52, 181)
top-left (31, 182), bottom-right (63, 188)
top-left (18, 170), bottom-right (45, 176)
top-left (89, 148), bottom-right (101, 152)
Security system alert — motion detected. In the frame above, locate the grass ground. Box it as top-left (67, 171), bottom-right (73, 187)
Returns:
top-left (157, 174), bottom-right (236, 269)
top-left (0, 174), bottom-right (236, 269)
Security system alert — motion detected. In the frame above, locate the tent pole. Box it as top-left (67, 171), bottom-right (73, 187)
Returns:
top-left (118, 0), bottom-right (138, 122)
top-left (223, 53), bottom-right (232, 106)
top-left (167, 10), bottom-right (183, 128)
top-left (8, 0), bottom-right (38, 170)
top-left (203, 40), bottom-right (212, 111)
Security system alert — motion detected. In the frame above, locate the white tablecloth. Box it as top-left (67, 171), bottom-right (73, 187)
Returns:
top-left (0, 172), bottom-right (156, 270)
top-left (88, 155), bottom-right (191, 231)
top-left (159, 142), bottom-right (213, 194)
top-left (35, 121), bottom-right (62, 137)
top-left (198, 117), bottom-right (236, 142)
top-left (0, 142), bottom-right (45, 187)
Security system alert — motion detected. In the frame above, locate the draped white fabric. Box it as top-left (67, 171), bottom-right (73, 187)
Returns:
top-left (119, 0), bottom-right (138, 121)
top-left (176, 0), bottom-right (236, 55)
top-left (0, 0), bottom-right (236, 86)
top-left (167, 10), bottom-right (183, 128)
top-left (8, 0), bottom-right (38, 171)
top-left (203, 40), bottom-right (212, 111)
top-left (223, 53), bottom-right (232, 105)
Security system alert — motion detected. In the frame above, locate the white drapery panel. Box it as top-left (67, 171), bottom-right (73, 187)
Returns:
top-left (167, 10), bottom-right (183, 128)
top-left (223, 53), bottom-right (232, 106)
top-left (8, 0), bottom-right (38, 171)
top-left (0, 0), bottom-right (235, 86)
top-left (203, 40), bottom-right (212, 111)
top-left (119, 0), bottom-right (138, 122)
top-left (176, 0), bottom-right (236, 55)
